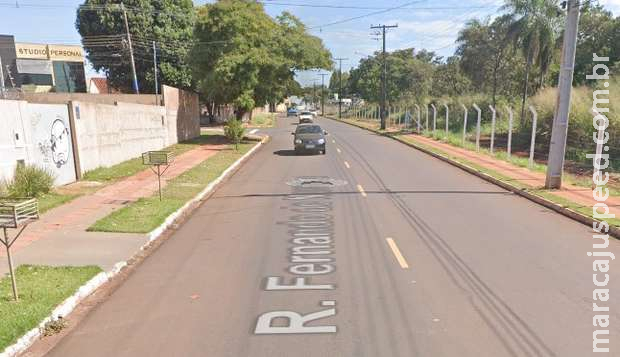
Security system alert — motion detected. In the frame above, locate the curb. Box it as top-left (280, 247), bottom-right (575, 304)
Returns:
top-left (325, 116), bottom-right (620, 239)
top-left (0, 137), bottom-right (267, 357)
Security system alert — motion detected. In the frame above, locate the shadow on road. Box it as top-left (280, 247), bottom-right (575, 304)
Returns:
top-left (273, 150), bottom-right (322, 156)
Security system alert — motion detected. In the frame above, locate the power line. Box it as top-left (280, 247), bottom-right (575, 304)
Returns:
top-left (371, 24), bottom-right (398, 130)
top-left (308, 0), bottom-right (427, 30)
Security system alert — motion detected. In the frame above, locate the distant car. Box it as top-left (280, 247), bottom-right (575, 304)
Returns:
top-left (287, 108), bottom-right (298, 117)
top-left (292, 124), bottom-right (327, 155)
top-left (299, 111), bottom-right (314, 123)
top-left (310, 109), bottom-right (318, 117)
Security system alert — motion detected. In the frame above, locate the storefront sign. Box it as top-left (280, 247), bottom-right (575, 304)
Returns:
top-left (15, 43), bottom-right (84, 62)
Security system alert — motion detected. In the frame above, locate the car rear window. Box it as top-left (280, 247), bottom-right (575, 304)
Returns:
top-left (296, 125), bottom-right (322, 134)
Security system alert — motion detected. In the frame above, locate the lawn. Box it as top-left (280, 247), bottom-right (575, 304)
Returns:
top-left (88, 140), bottom-right (257, 233)
top-left (83, 134), bottom-right (226, 183)
top-left (0, 265), bottom-right (102, 352)
top-left (247, 113), bottom-right (276, 128)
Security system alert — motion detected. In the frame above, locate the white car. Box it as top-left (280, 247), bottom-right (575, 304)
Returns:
top-left (298, 111), bottom-right (314, 124)
top-left (310, 109), bottom-right (318, 117)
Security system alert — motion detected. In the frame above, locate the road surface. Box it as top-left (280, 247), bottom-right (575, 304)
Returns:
top-left (46, 116), bottom-right (620, 356)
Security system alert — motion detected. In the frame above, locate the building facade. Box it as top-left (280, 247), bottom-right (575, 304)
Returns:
top-left (0, 34), bottom-right (86, 93)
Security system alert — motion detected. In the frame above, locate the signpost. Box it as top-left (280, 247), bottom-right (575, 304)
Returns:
top-left (142, 151), bottom-right (174, 201)
top-left (0, 198), bottom-right (39, 301)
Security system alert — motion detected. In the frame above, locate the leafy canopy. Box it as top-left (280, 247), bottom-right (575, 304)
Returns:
top-left (190, 0), bottom-right (332, 117)
top-left (76, 0), bottom-right (195, 93)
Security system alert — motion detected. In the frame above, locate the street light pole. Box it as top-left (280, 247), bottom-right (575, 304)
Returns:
top-left (370, 24), bottom-right (397, 130)
top-left (545, 0), bottom-right (581, 188)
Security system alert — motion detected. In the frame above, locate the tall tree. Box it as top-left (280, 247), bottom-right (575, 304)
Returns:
top-left (76, 0), bottom-right (195, 93)
top-left (191, 1), bottom-right (331, 119)
top-left (504, 0), bottom-right (562, 122)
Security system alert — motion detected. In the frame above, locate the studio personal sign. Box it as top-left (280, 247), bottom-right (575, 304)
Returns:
top-left (15, 43), bottom-right (84, 62)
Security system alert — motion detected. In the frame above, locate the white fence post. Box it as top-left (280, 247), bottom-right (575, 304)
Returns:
top-left (444, 103), bottom-right (449, 137)
top-left (415, 104), bottom-right (421, 133)
top-left (528, 106), bottom-right (537, 169)
top-left (489, 105), bottom-right (496, 154)
top-left (425, 104), bottom-right (429, 131)
top-left (461, 104), bottom-right (468, 146)
top-left (506, 106), bottom-right (513, 159)
top-left (473, 103), bottom-right (481, 152)
top-left (431, 104), bottom-right (437, 132)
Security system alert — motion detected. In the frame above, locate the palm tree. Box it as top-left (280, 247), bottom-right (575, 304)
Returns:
top-left (504, 0), bottom-right (562, 122)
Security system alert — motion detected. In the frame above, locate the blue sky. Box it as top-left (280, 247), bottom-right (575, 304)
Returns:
top-left (1, 0), bottom-right (619, 86)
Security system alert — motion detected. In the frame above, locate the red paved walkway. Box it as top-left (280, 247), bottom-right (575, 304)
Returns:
top-left (1, 144), bottom-right (226, 256)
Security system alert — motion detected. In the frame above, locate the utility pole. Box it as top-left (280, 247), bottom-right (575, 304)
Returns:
top-left (370, 24), bottom-right (397, 130)
top-left (319, 73), bottom-right (328, 116)
top-left (545, 0), bottom-right (580, 189)
top-left (312, 80), bottom-right (317, 109)
top-left (334, 57), bottom-right (348, 119)
top-left (121, 2), bottom-right (139, 94)
top-left (153, 41), bottom-right (159, 102)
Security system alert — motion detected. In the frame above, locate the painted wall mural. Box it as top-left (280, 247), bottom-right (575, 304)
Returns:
top-left (27, 104), bottom-right (77, 185)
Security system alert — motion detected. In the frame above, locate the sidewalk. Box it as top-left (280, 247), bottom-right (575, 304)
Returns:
top-left (402, 133), bottom-right (620, 217)
top-left (0, 143), bottom-right (227, 275)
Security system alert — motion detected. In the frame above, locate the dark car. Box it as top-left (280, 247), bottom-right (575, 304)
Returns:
top-left (292, 124), bottom-right (327, 155)
top-left (287, 108), bottom-right (298, 117)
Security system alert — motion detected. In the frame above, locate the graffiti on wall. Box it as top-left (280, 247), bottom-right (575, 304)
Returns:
top-left (28, 104), bottom-right (77, 185)
top-left (37, 117), bottom-right (71, 168)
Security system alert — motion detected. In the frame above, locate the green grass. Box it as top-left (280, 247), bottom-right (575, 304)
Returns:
top-left (0, 265), bottom-right (102, 351)
top-left (248, 113), bottom-right (276, 128)
top-left (82, 134), bottom-right (224, 183)
top-left (37, 192), bottom-right (79, 214)
top-left (88, 141), bottom-right (258, 233)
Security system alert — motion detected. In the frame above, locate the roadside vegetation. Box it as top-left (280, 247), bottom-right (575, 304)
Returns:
top-left (88, 139), bottom-right (258, 233)
top-left (0, 265), bottom-right (102, 352)
top-left (247, 113), bottom-right (276, 128)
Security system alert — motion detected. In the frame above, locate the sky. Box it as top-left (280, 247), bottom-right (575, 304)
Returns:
top-left (1, 0), bottom-right (619, 87)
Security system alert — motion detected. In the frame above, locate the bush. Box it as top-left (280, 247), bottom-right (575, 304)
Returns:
top-left (224, 119), bottom-right (245, 150)
top-left (7, 165), bottom-right (55, 198)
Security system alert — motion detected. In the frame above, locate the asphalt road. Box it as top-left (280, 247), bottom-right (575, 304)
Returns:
top-left (46, 116), bottom-right (620, 357)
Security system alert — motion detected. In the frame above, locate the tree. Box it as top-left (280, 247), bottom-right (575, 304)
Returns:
top-left (329, 71), bottom-right (350, 98)
top-left (573, 3), bottom-right (620, 85)
top-left (76, 0), bottom-right (195, 93)
top-left (431, 57), bottom-right (471, 97)
top-left (504, 0), bottom-right (562, 122)
top-left (191, 1), bottom-right (331, 119)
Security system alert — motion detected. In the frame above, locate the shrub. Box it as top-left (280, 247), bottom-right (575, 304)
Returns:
top-left (7, 165), bottom-right (55, 198)
top-left (224, 119), bottom-right (245, 150)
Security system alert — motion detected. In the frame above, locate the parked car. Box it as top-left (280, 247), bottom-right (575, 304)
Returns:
top-left (298, 111), bottom-right (314, 123)
top-left (287, 108), bottom-right (298, 117)
top-left (292, 124), bottom-right (327, 155)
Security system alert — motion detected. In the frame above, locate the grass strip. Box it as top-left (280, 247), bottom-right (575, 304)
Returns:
top-left (82, 134), bottom-right (222, 183)
top-left (0, 265), bottom-right (102, 352)
top-left (88, 140), bottom-right (257, 233)
top-left (248, 113), bottom-right (276, 128)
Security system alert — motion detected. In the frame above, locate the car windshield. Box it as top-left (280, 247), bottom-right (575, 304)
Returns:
top-left (296, 125), bottom-right (322, 134)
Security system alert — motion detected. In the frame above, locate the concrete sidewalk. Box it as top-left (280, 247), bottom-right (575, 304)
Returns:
top-left (402, 133), bottom-right (620, 217)
top-left (0, 143), bottom-right (226, 275)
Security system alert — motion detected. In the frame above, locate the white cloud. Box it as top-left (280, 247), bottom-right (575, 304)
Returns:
top-left (599, 0), bottom-right (620, 14)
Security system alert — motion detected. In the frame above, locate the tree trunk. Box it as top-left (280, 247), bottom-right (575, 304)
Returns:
top-left (519, 48), bottom-right (533, 125)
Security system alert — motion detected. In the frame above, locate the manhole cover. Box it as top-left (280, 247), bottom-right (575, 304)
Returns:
top-left (286, 176), bottom-right (348, 187)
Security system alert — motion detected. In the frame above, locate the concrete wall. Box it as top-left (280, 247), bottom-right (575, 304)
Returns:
top-left (70, 101), bottom-right (168, 174)
top-left (162, 85), bottom-right (200, 142)
top-left (22, 92), bottom-right (161, 106)
top-left (0, 100), bottom-right (78, 185)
